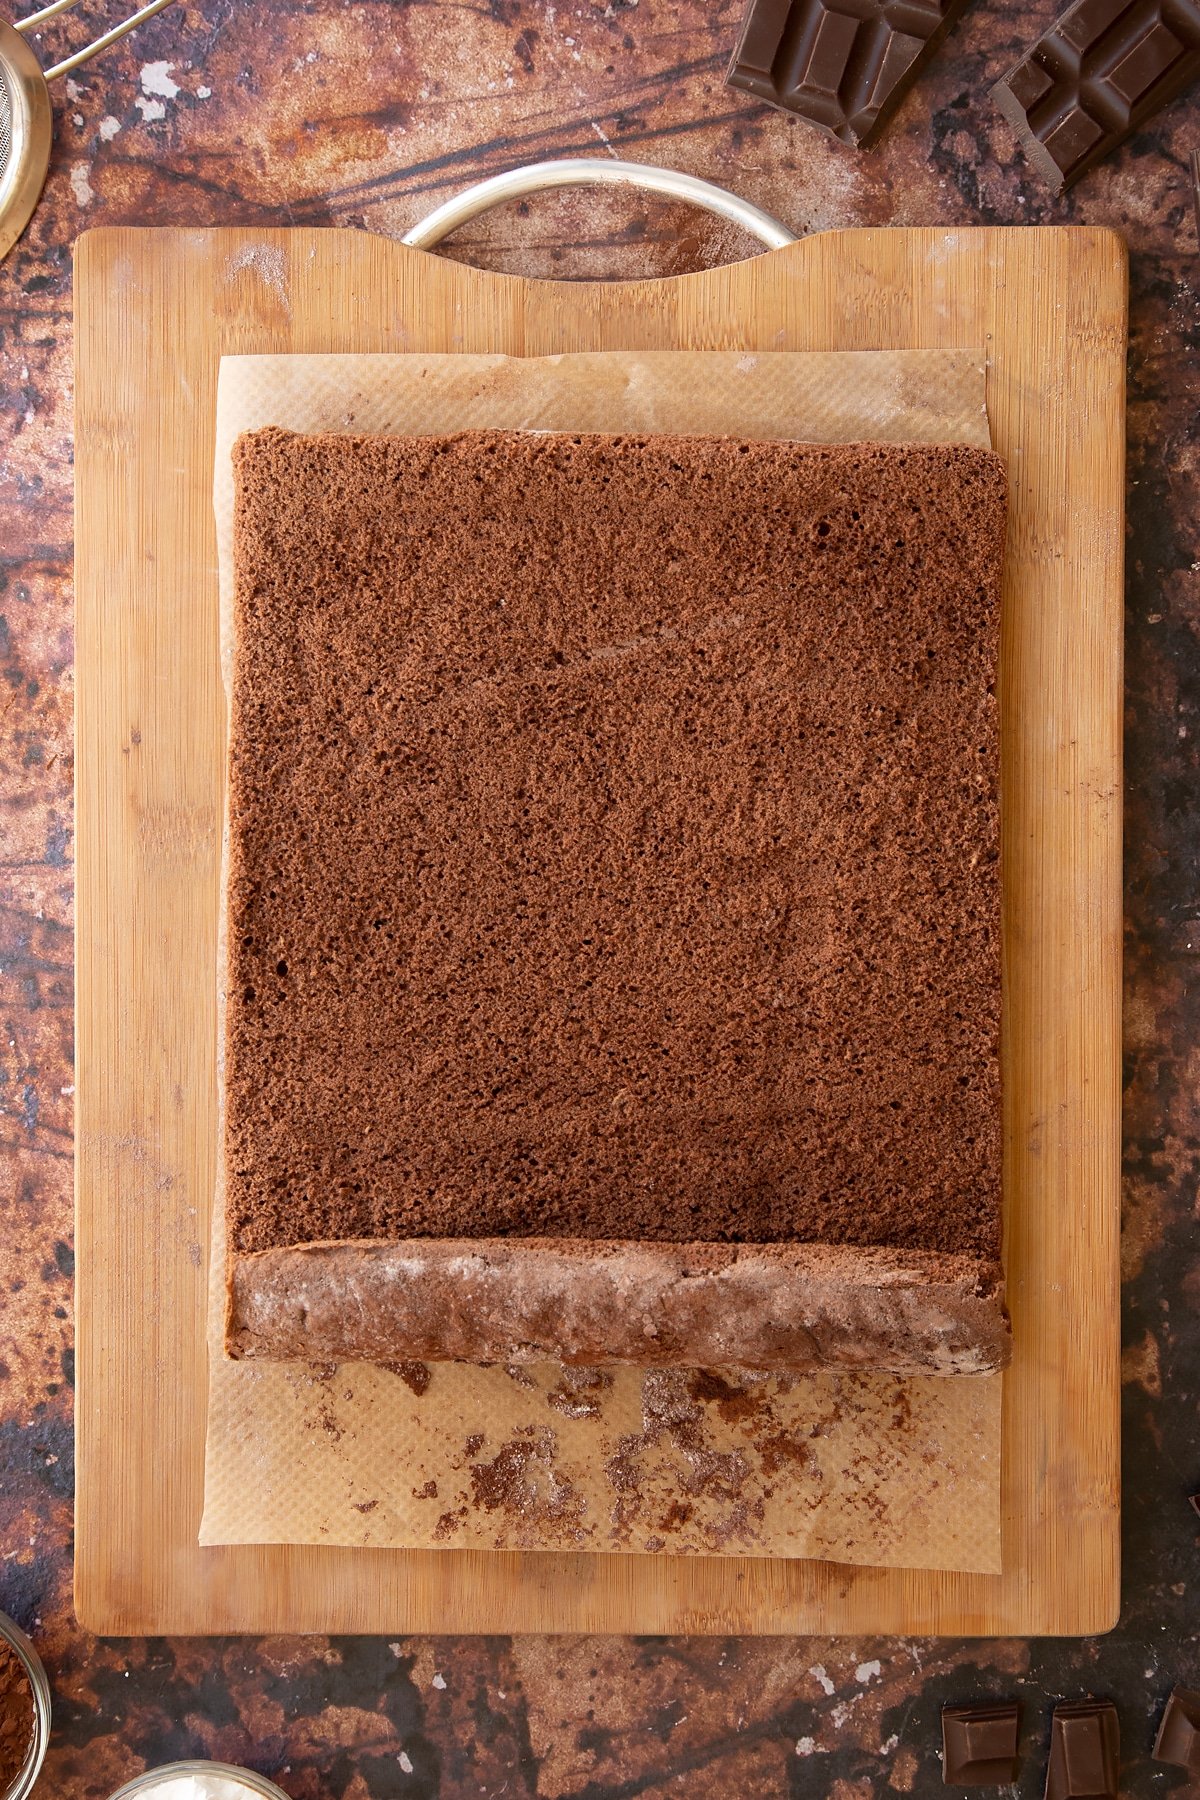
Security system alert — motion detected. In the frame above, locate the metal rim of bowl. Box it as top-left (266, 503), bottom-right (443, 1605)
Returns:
top-left (0, 20), bottom-right (53, 264)
top-left (107, 1762), bottom-right (293, 1799)
top-left (401, 156), bottom-right (797, 253)
top-left (0, 1610), bottom-right (51, 1800)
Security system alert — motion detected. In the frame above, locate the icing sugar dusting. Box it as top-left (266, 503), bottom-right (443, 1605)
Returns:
top-left (225, 243), bottom-right (291, 312)
top-left (140, 60), bottom-right (180, 98)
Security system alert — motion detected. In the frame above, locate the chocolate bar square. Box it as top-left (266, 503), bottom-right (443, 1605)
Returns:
top-left (1153, 1687), bottom-right (1200, 1773)
top-left (726, 0), bottom-right (971, 147)
top-left (942, 1702), bottom-right (1020, 1785)
top-left (1044, 1701), bottom-right (1119, 1800)
top-left (992, 0), bottom-right (1200, 191)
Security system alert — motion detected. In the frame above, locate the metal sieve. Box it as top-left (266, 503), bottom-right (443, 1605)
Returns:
top-left (0, 0), bottom-right (176, 260)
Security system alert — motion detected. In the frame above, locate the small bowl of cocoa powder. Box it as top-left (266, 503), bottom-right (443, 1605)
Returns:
top-left (0, 1613), bottom-right (49, 1800)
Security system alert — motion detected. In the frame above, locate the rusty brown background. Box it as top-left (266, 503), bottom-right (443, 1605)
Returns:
top-left (1, 0), bottom-right (1198, 1794)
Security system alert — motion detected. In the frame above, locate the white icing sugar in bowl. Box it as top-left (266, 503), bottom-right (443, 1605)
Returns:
top-left (107, 1762), bottom-right (292, 1800)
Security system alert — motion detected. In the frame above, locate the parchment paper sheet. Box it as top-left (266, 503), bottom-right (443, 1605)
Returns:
top-left (202, 348), bottom-right (1003, 1572)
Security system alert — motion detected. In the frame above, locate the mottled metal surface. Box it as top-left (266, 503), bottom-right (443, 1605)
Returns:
top-left (0, 0), bottom-right (1196, 1793)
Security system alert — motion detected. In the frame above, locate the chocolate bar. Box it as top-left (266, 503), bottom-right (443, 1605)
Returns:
top-left (1153, 1688), bottom-right (1200, 1772)
top-left (941, 1702), bottom-right (1020, 1785)
top-left (992, 0), bottom-right (1200, 192)
top-left (725, 0), bottom-right (971, 146)
top-left (1044, 1701), bottom-right (1119, 1800)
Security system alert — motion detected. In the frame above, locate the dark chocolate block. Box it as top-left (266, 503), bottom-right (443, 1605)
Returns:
top-left (942, 1701), bottom-right (1020, 1785)
top-left (992, 0), bottom-right (1200, 192)
top-left (1044, 1701), bottom-right (1119, 1800)
top-left (725, 0), bottom-right (971, 146)
top-left (1153, 1687), bottom-right (1200, 1772)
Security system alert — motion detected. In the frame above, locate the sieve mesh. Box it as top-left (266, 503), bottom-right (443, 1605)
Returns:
top-left (0, 61), bottom-right (11, 179)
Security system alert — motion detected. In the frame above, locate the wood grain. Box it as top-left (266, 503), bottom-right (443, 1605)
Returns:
top-left (74, 223), bottom-right (1125, 1637)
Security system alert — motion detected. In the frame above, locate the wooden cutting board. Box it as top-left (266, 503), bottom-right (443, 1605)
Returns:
top-left (74, 223), bottom-right (1125, 1637)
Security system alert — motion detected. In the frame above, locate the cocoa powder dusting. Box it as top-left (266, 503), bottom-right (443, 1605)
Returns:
top-left (311, 1393), bottom-right (343, 1443)
top-left (606, 1370), bottom-right (759, 1546)
top-left (689, 1369), bottom-right (764, 1425)
top-left (892, 1383), bottom-right (914, 1429)
top-left (0, 1641), bottom-right (34, 1793)
top-left (434, 1507), bottom-right (467, 1540)
top-left (755, 1429), bottom-right (813, 1480)
top-left (383, 1361), bottom-right (432, 1397)
top-left (468, 1427), bottom-right (587, 1543)
top-left (546, 1366), bottom-right (614, 1420)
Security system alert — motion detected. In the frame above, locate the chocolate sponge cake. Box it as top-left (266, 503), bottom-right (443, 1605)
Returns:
top-left (223, 427), bottom-right (1010, 1373)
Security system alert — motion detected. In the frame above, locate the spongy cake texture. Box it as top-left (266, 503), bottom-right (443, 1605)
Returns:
top-left (226, 428), bottom-right (1005, 1271)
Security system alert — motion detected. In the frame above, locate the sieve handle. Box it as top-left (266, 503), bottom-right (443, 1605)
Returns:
top-left (401, 158), bottom-right (797, 254)
top-left (15, 0), bottom-right (178, 81)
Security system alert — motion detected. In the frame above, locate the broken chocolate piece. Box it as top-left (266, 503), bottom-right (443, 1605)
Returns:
top-left (725, 0), bottom-right (971, 147)
top-left (1189, 1490), bottom-right (1200, 1516)
top-left (1045, 1701), bottom-right (1119, 1800)
top-left (1153, 1688), bottom-right (1200, 1772)
top-left (942, 1701), bottom-right (1020, 1785)
top-left (992, 0), bottom-right (1200, 192)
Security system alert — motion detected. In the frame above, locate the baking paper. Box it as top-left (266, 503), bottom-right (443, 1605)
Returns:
top-left (202, 348), bottom-right (1002, 1572)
